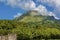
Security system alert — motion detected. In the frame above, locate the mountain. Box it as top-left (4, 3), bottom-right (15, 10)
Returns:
top-left (0, 10), bottom-right (60, 39)
top-left (14, 10), bottom-right (60, 23)
top-left (14, 10), bottom-right (60, 29)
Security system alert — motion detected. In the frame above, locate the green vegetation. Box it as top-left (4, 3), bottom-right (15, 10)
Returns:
top-left (0, 20), bottom-right (60, 40)
top-left (0, 11), bottom-right (60, 40)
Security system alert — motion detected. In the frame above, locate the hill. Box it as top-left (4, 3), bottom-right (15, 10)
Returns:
top-left (15, 10), bottom-right (60, 22)
top-left (14, 10), bottom-right (60, 29)
top-left (14, 10), bottom-right (60, 39)
top-left (0, 11), bottom-right (60, 39)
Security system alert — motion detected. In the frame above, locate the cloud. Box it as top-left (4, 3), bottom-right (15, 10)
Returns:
top-left (36, 0), bottom-right (60, 18)
top-left (14, 5), bottom-right (59, 19)
top-left (0, 0), bottom-right (36, 10)
top-left (33, 5), bottom-right (59, 19)
top-left (33, 5), bottom-right (49, 16)
top-left (49, 12), bottom-right (60, 19)
top-left (0, 0), bottom-right (5, 2)
top-left (0, 0), bottom-right (59, 19)
top-left (14, 13), bottom-right (22, 18)
top-left (36, 0), bottom-right (60, 7)
top-left (19, 0), bottom-right (35, 10)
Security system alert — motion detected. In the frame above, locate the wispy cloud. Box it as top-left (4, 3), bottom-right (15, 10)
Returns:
top-left (33, 5), bottom-right (49, 16)
top-left (33, 5), bottom-right (59, 19)
top-left (14, 13), bottom-right (22, 18)
top-left (36, 0), bottom-right (60, 18)
top-left (37, 0), bottom-right (60, 7)
top-left (49, 12), bottom-right (60, 19)
top-left (0, 0), bottom-right (59, 19)
top-left (0, 0), bottom-right (36, 10)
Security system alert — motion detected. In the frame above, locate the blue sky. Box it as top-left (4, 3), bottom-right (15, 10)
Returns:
top-left (0, 0), bottom-right (60, 20)
top-left (0, 2), bottom-right (26, 19)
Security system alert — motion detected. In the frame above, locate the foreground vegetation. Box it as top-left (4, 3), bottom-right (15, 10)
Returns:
top-left (0, 20), bottom-right (60, 40)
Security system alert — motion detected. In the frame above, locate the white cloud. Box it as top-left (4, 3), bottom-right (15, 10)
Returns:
top-left (37, 0), bottom-right (60, 7)
top-left (18, 0), bottom-right (36, 10)
top-left (14, 13), bottom-right (22, 18)
top-left (0, 0), bottom-right (60, 19)
top-left (33, 5), bottom-right (59, 19)
top-left (49, 12), bottom-right (60, 19)
top-left (36, 0), bottom-right (60, 18)
top-left (0, 0), bottom-right (36, 10)
top-left (13, 3), bottom-right (59, 19)
top-left (33, 5), bottom-right (49, 16)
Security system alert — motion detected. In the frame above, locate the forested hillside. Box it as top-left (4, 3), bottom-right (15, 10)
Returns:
top-left (0, 11), bottom-right (60, 40)
top-left (0, 20), bottom-right (60, 40)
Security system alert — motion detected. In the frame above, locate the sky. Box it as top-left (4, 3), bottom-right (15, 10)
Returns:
top-left (0, 0), bottom-right (60, 20)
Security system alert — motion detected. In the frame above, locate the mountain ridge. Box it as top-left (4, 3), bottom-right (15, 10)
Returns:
top-left (14, 10), bottom-right (60, 23)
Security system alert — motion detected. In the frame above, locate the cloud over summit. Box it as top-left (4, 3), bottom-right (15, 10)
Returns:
top-left (0, 0), bottom-right (60, 19)
top-left (37, 0), bottom-right (60, 18)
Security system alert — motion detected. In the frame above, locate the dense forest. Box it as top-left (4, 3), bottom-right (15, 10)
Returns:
top-left (0, 20), bottom-right (60, 40)
top-left (0, 11), bottom-right (60, 40)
